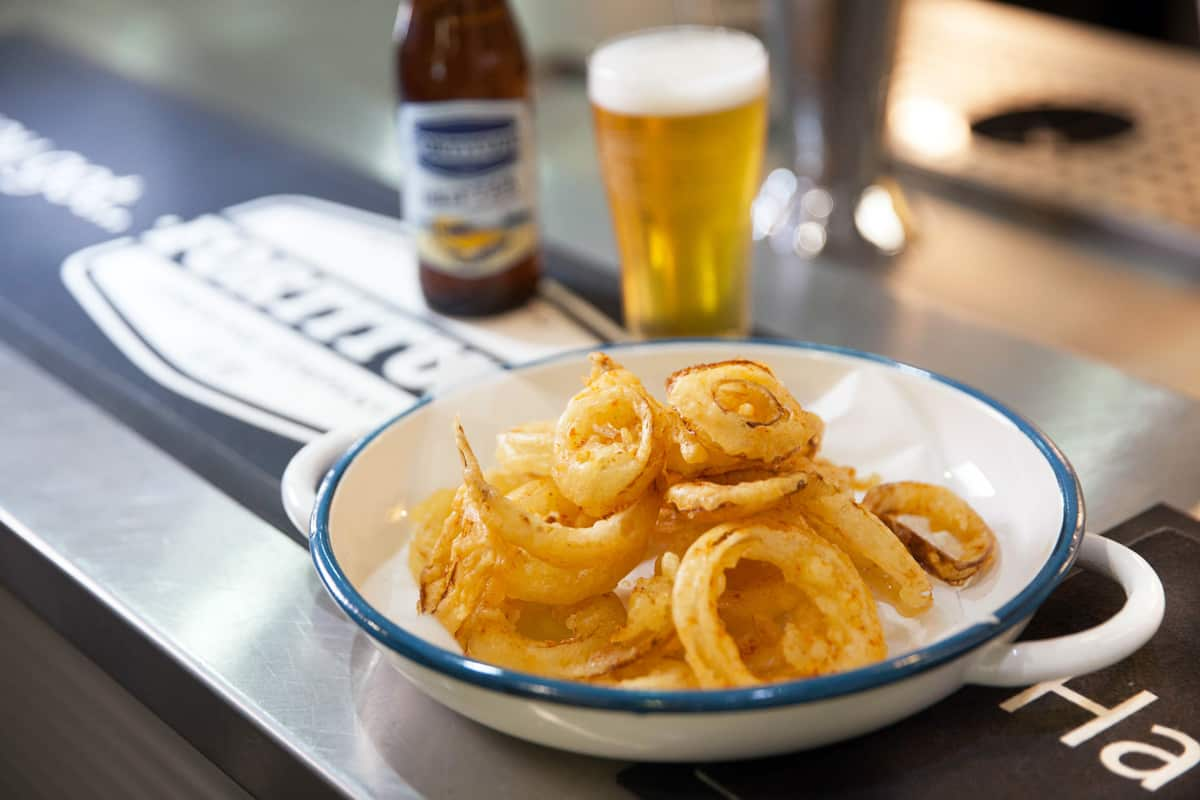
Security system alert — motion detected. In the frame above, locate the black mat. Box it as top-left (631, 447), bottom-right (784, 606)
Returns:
top-left (619, 504), bottom-right (1199, 798)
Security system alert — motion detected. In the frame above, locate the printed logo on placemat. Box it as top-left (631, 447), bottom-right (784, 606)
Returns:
top-left (1001, 678), bottom-right (1197, 791)
top-left (0, 112), bottom-right (143, 233)
top-left (62, 195), bottom-right (610, 441)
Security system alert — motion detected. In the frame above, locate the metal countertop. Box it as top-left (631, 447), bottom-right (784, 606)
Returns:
top-left (2, 1), bottom-right (1200, 798)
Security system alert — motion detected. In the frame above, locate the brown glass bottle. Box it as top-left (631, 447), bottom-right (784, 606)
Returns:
top-left (396, 0), bottom-right (540, 316)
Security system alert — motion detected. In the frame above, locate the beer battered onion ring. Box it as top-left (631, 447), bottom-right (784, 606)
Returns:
top-left (464, 567), bottom-right (677, 680)
top-left (456, 421), bottom-right (657, 569)
top-left (501, 478), bottom-right (634, 605)
top-left (662, 407), bottom-right (745, 477)
top-left (462, 594), bottom-right (640, 679)
top-left (494, 420), bottom-right (555, 478)
top-left (665, 471), bottom-right (808, 515)
top-left (504, 477), bottom-right (591, 527)
top-left (776, 473), bottom-right (933, 616)
top-left (407, 486), bottom-right (458, 581)
top-left (552, 357), bottom-right (665, 516)
top-left (666, 360), bottom-right (823, 463)
top-left (408, 352), bottom-right (1003, 689)
top-left (862, 482), bottom-right (997, 585)
top-left (418, 502), bottom-right (505, 636)
top-left (420, 478), bottom-right (636, 611)
top-left (603, 658), bottom-right (698, 690)
top-left (672, 521), bottom-right (885, 688)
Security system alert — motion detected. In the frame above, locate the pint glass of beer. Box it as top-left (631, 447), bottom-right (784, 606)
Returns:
top-left (589, 27), bottom-right (768, 338)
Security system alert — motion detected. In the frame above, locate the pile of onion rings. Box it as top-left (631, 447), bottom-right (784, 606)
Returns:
top-left (408, 353), bottom-right (998, 689)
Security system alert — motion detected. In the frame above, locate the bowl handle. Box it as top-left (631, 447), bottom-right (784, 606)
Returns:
top-left (964, 533), bottom-right (1164, 687)
top-left (280, 426), bottom-right (372, 537)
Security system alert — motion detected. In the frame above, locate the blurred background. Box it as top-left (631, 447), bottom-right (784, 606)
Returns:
top-left (3, 0), bottom-right (1200, 389)
top-left (6, 0), bottom-right (1195, 186)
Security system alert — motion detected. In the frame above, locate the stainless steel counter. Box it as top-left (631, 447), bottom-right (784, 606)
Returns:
top-left (2, 1), bottom-right (1200, 798)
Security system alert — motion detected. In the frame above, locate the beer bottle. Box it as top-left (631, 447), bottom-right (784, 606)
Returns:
top-left (395, 0), bottom-right (540, 316)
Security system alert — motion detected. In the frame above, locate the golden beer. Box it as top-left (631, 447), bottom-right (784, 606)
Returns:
top-left (589, 28), bottom-right (768, 338)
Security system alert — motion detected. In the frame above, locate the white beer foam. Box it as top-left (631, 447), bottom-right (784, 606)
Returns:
top-left (588, 27), bottom-right (768, 117)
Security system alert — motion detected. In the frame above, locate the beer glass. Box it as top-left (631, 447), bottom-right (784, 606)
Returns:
top-left (588, 27), bottom-right (768, 338)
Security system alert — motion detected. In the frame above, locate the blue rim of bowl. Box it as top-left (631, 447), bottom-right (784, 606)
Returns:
top-left (310, 338), bottom-right (1085, 713)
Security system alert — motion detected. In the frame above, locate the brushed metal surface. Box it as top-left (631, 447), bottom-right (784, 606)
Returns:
top-left (0, 339), bottom-right (628, 797)
top-left (0, 586), bottom-right (253, 800)
top-left (891, 0), bottom-right (1200, 253)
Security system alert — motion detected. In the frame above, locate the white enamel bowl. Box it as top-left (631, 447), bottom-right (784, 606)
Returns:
top-left (282, 341), bottom-right (1164, 761)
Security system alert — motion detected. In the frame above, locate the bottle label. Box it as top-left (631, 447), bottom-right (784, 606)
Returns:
top-left (398, 100), bottom-right (537, 278)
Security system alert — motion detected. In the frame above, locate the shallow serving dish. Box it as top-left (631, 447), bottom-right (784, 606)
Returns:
top-left (282, 340), bottom-right (1163, 761)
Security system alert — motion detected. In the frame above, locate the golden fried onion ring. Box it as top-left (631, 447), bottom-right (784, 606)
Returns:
top-left (418, 502), bottom-right (506, 636)
top-left (407, 487), bottom-right (459, 582)
top-left (717, 561), bottom-right (811, 680)
top-left (672, 520), bottom-right (885, 688)
top-left (662, 407), bottom-right (745, 477)
top-left (463, 566), bottom-right (678, 681)
top-left (456, 420), bottom-right (657, 569)
top-left (552, 356), bottom-right (665, 516)
top-left (419, 478), bottom-right (632, 612)
top-left (776, 472), bottom-right (933, 616)
top-left (500, 478), bottom-right (632, 604)
top-left (600, 657), bottom-right (698, 689)
top-left (505, 477), bottom-right (591, 527)
top-left (494, 420), bottom-right (555, 478)
top-left (462, 594), bottom-right (642, 679)
top-left (666, 360), bottom-right (823, 463)
top-left (862, 482), bottom-right (997, 585)
top-left (665, 471), bottom-right (808, 516)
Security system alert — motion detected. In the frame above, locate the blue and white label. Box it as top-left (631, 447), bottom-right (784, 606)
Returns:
top-left (415, 116), bottom-right (518, 176)
top-left (399, 99), bottom-right (537, 277)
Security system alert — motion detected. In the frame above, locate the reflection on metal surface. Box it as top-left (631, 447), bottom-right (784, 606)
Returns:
top-left (801, 187), bottom-right (834, 220)
top-left (890, 0), bottom-right (1200, 254)
top-left (764, 0), bottom-right (902, 258)
top-left (751, 168), bottom-right (798, 241)
top-left (890, 97), bottom-right (970, 162)
top-left (756, 170), bottom-right (910, 258)
top-left (794, 221), bottom-right (828, 256)
top-left (854, 184), bottom-right (907, 255)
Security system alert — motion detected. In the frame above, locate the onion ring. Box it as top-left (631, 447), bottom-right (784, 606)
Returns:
top-left (494, 478), bottom-right (629, 604)
top-left (672, 520), bottom-right (886, 688)
top-left (666, 360), bottom-right (823, 463)
top-left (457, 420), bottom-right (657, 569)
top-left (862, 482), bottom-right (997, 585)
top-left (461, 594), bottom-right (643, 679)
top-left (407, 487), bottom-right (459, 581)
top-left (599, 657), bottom-right (698, 689)
top-left (419, 502), bottom-right (506, 636)
top-left (775, 473), bottom-right (933, 616)
top-left (416, 487), bottom-right (467, 613)
top-left (662, 407), bottom-right (745, 477)
top-left (502, 550), bottom-right (633, 605)
top-left (494, 420), bottom-right (555, 478)
top-left (505, 477), bottom-right (591, 527)
top-left (665, 471), bottom-right (808, 516)
top-left (552, 355), bottom-right (665, 516)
